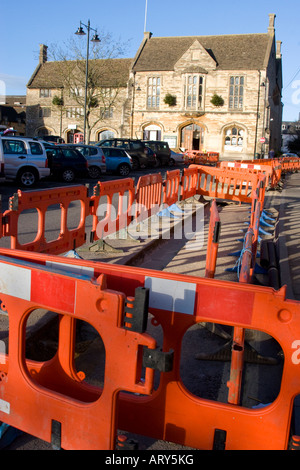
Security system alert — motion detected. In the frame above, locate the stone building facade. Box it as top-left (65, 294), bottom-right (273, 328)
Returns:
top-left (26, 13), bottom-right (282, 160)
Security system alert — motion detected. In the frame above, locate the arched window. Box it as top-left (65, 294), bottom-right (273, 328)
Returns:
top-left (143, 124), bottom-right (162, 141)
top-left (224, 126), bottom-right (244, 151)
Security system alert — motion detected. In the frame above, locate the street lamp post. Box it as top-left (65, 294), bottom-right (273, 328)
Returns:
top-left (75, 20), bottom-right (100, 144)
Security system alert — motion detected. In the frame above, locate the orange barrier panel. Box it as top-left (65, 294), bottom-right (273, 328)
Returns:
top-left (1, 248), bottom-right (300, 450)
top-left (205, 199), bottom-right (221, 278)
top-left (134, 173), bottom-right (163, 222)
top-left (0, 253), bottom-right (156, 450)
top-left (219, 161), bottom-right (273, 187)
top-left (281, 157), bottom-right (300, 173)
top-left (180, 167), bottom-right (198, 201)
top-left (163, 169), bottom-right (181, 207)
top-left (190, 164), bottom-right (265, 205)
top-left (184, 151), bottom-right (219, 165)
top-left (2, 186), bottom-right (90, 255)
top-left (89, 178), bottom-right (135, 241)
top-left (233, 159), bottom-right (282, 189)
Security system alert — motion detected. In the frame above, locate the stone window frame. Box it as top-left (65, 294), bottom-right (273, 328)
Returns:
top-left (39, 88), bottom-right (52, 98)
top-left (147, 76), bottom-right (161, 109)
top-left (65, 107), bottom-right (84, 118)
top-left (182, 74), bottom-right (204, 111)
top-left (39, 107), bottom-right (51, 118)
top-left (229, 76), bottom-right (244, 110)
top-left (224, 125), bottom-right (245, 149)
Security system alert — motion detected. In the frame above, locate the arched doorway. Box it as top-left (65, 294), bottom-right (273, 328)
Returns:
top-left (97, 129), bottom-right (116, 141)
top-left (181, 124), bottom-right (204, 151)
top-left (66, 129), bottom-right (83, 143)
top-left (143, 124), bottom-right (162, 141)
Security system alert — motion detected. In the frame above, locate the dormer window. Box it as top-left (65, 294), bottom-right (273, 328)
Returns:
top-left (183, 75), bottom-right (204, 110)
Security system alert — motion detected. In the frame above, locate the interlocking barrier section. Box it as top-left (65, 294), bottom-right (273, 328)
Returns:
top-left (134, 173), bottom-right (163, 222)
top-left (184, 151), bottom-right (219, 165)
top-left (281, 157), bottom-right (300, 174)
top-left (219, 161), bottom-right (274, 188)
top-left (190, 164), bottom-right (266, 207)
top-left (89, 178), bottom-right (135, 241)
top-left (1, 186), bottom-right (90, 254)
top-left (0, 251), bottom-right (156, 450)
top-left (0, 248), bottom-right (299, 449)
top-left (163, 169), bottom-right (181, 207)
top-left (232, 158), bottom-right (283, 189)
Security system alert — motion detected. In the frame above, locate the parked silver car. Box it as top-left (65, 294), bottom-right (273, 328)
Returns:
top-left (67, 144), bottom-right (107, 179)
top-left (0, 136), bottom-right (50, 187)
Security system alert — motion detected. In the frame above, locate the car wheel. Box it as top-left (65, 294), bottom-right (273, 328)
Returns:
top-left (62, 168), bottom-right (75, 183)
top-left (131, 158), bottom-right (139, 170)
top-left (118, 163), bottom-right (130, 176)
top-left (88, 166), bottom-right (101, 179)
top-left (168, 158), bottom-right (175, 167)
top-left (18, 168), bottom-right (38, 187)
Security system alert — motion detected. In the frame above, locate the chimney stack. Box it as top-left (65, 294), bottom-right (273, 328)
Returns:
top-left (39, 44), bottom-right (48, 64)
top-left (268, 13), bottom-right (276, 34)
top-left (276, 40), bottom-right (282, 59)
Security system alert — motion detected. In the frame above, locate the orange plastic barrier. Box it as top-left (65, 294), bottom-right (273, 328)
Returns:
top-left (134, 173), bottom-right (163, 222)
top-left (2, 186), bottom-right (90, 254)
top-left (219, 161), bottom-right (273, 187)
top-left (190, 164), bottom-right (266, 206)
top-left (184, 151), bottom-right (219, 165)
top-left (89, 178), bottom-right (135, 241)
top-left (163, 169), bottom-right (181, 207)
top-left (205, 199), bottom-right (221, 278)
top-left (1, 248), bottom-right (300, 450)
top-left (0, 252), bottom-right (155, 450)
top-left (281, 157), bottom-right (300, 173)
top-left (234, 159), bottom-right (282, 189)
top-left (180, 167), bottom-right (198, 201)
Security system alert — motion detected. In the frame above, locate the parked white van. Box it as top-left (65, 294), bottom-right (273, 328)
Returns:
top-left (0, 136), bottom-right (50, 187)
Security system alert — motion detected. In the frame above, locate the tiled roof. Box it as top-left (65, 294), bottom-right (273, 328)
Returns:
top-left (133, 34), bottom-right (271, 71)
top-left (27, 58), bottom-right (133, 88)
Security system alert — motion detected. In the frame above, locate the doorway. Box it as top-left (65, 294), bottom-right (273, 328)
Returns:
top-left (181, 124), bottom-right (204, 150)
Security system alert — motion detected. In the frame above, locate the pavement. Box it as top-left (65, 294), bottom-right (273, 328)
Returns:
top-left (1, 169), bottom-right (300, 450)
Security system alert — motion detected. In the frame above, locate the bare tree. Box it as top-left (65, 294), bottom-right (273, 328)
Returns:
top-left (48, 32), bottom-right (131, 143)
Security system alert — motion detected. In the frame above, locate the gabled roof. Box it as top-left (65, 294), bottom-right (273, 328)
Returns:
top-left (133, 34), bottom-right (271, 72)
top-left (27, 58), bottom-right (133, 89)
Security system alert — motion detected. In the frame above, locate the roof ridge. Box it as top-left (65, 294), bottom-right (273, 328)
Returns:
top-left (149, 32), bottom-right (268, 39)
